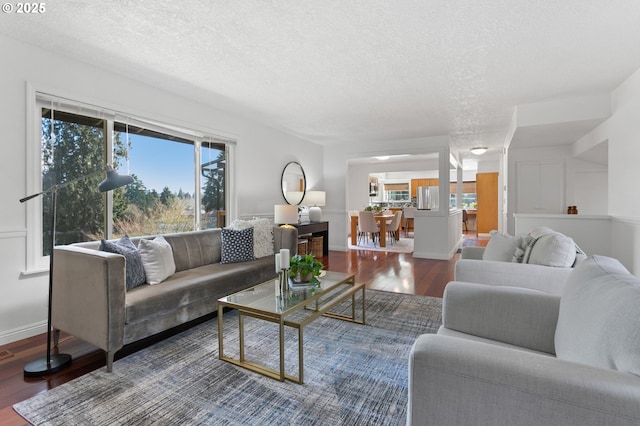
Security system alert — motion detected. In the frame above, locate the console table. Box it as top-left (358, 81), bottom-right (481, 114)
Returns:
top-left (293, 221), bottom-right (329, 256)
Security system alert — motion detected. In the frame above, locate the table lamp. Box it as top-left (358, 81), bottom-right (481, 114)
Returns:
top-left (274, 204), bottom-right (298, 228)
top-left (303, 191), bottom-right (325, 222)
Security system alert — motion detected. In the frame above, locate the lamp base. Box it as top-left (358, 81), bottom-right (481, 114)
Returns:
top-left (308, 206), bottom-right (322, 222)
top-left (24, 353), bottom-right (72, 377)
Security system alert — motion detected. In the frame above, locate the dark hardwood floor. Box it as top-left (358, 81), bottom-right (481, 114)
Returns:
top-left (0, 232), bottom-right (487, 425)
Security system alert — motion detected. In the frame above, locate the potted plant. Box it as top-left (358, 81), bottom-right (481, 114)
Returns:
top-left (289, 254), bottom-right (323, 284)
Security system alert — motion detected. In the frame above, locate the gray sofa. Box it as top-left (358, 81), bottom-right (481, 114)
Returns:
top-left (51, 226), bottom-right (298, 371)
top-left (409, 255), bottom-right (640, 426)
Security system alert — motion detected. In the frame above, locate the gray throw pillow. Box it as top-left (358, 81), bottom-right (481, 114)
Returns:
top-left (555, 256), bottom-right (640, 375)
top-left (482, 231), bottom-right (517, 262)
top-left (221, 227), bottom-right (255, 264)
top-left (99, 235), bottom-right (146, 291)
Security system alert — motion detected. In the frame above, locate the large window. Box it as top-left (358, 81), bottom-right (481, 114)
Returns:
top-left (449, 181), bottom-right (477, 209)
top-left (31, 93), bottom-right (231, 264)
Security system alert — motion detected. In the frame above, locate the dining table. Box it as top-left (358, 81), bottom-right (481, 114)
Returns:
top-left (350, 213), bottom-right (395, 247)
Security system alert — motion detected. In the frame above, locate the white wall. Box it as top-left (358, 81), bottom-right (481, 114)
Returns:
top-left (576, 67), bottom-right (640, 273)
top-left (507, 67), bottom-right (640, 273)
top-left (0, 35), bottom-right (322, 344)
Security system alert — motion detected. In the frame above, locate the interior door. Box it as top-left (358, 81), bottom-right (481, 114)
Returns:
top-left (476, 172), bottom-right (498, 234)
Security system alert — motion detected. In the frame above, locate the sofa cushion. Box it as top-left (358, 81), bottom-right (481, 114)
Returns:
top-left (482, 231), bottom-right (517, 262)
top-left (229, 218), bottom-right (275, 259)
top-left (163, 229), bottom-right (222, 272)
top-left (526, 232), bottom-right (577, 267)
top-left (138, 236), bottom-right (176, 285)
top-left (124, 256), bottom-right (275, 324)
top-left (99, 236), bottom-right (146, 291)
top-left (555, 256), bottom-right (640, 375)
top-left (221, 227), bottom-right (255, 264)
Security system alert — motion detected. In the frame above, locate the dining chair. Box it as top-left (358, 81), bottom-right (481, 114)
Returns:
top-left (349, 210), bottom-right (365, 243)
top-left (358, 210), bottom-right (380, 246)
top-left (402, 207), bottom-right (416, 236)
top-left (462, 209), bottom-right (469, 231)
top-left (386, 211), bottom-right (403, 244)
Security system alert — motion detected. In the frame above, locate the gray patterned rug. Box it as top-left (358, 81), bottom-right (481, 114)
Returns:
top-left (14, 289), bottom-right (441, 425)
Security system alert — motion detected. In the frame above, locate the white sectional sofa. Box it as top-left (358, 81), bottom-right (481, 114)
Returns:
top-left (455, 227), bottom-right (586, 295)
top-left (409, 255), bottom-right (640, 426)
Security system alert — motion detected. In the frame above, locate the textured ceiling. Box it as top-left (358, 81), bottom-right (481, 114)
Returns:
top-left (2, 1), bottom-right (640, 161)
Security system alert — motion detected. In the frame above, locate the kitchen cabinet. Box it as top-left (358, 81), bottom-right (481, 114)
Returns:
top-left (410, 178), bottom-right (439, 198)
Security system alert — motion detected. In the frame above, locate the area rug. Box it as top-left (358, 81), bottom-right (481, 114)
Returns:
top-left (14, 289), bottom-right (441, 425)
top-left (347, 237), bottom-right (414, 253)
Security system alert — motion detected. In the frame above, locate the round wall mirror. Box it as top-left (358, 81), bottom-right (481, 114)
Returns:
top-left (281, 161), bottom-right (306, 205)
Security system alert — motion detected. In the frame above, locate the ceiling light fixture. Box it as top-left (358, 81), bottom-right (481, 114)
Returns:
top-left (375, 156), bottom-right (390, 161)
top-left (470, 147), bottom-right (488, 155)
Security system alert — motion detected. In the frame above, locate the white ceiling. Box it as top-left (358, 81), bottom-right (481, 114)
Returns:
top-left (2, 1), bottom-right (640, 163)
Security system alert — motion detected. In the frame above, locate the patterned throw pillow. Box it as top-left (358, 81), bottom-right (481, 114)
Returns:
top-left (229, 218), bottom-right (274, 258)
top-left (221, 227), bottom-right (255, 264)
top-left (99, 235), bottom-right (146, 291)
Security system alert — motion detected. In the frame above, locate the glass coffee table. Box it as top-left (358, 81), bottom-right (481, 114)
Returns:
top-left (218, 270), bottom-right (365, 384)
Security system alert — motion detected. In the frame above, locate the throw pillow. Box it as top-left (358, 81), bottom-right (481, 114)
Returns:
top-left (555, 255), bottom-right (640, 375)
top-left (221, 227), bottom-right (255, 264)
top-left (482, 231), bottom-right (517, 262)
top-left (99, 236), bottom-right (146, 291)
top-left (511, 234), bottom-right (532, 263)
top-left (229, 218), bottom-right (274, 259)
top-left (138, 236), bottom-right (176, 285)
top-left (526, 232), bottom-right (577, 268)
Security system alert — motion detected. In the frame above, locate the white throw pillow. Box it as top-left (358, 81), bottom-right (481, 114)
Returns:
top-left (527, 232), bottom-right (576, 268)
top-left (229, 218), bottom-right (274, 258)
top-left (138, 236), bottom-right (176, 285)
top-left (482, 231), bottom-right (517, 262)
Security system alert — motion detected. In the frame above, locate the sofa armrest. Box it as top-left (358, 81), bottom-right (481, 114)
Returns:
top-left (460, 246), bottom-right (485, 259)
top-left (454, 258), bottom-right (572, 295)
top-left (443, 281), bottom-right (560, 354)
top-left (408, 334), bottom-right (640, 426)
top-left (52, 245), bottom-right (126, 355)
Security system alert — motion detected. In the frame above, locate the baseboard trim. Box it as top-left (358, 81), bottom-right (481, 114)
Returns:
top-left (412, 250), bottom-right (450, 260)
top-left (0, 321), bottom-right (46, 346)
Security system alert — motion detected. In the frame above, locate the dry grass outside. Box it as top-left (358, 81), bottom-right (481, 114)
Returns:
top-left (114, 198), bottom-right (195, 238)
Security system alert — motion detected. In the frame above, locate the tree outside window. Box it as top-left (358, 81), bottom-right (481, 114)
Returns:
top-left (39, 103), bottom-right (228, 256)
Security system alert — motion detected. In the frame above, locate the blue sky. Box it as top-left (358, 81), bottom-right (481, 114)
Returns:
top-left (125, 134), bottom-right (195, 194)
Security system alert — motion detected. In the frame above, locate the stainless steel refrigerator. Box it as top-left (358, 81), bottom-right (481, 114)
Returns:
top-left (417, 186), bottom-right (439, 210)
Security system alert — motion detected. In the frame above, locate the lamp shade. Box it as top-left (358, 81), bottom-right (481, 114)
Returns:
top-left (98, 165), bottom-right (134, 192)
top-left (303, 191), bottom-right (325, 206)
top-left (274, 204), bottom-right (298, 225)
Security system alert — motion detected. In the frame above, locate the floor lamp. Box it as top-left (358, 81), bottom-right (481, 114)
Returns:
top-left (20, 165), bottom-right (133, 377)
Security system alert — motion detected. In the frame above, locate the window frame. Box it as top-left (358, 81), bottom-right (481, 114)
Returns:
top-left (24, 85), bottom-right (236, 274)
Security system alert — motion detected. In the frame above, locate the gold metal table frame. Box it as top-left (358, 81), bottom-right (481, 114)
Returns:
top-left (218, 271), bottom-right (365, 384)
